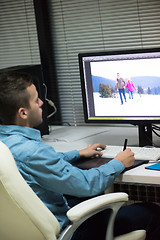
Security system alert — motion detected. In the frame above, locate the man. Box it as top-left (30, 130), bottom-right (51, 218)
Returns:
top-left (116, 73), bottom-right (127, 105)
top-left (0, 71), bottom-right (160, 240)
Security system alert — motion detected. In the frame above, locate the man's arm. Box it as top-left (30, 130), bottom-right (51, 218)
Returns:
top-left (79, 144), bottom-right (135, 168)
top-left (26, 143), bottom-right (126, 197)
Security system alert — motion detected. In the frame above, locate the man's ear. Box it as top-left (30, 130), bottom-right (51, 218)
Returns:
top-left (18, 107), bottom-right (28, 120)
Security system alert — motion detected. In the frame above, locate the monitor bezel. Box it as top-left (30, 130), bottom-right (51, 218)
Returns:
top-left (79, 47), bottom-right (160, 126)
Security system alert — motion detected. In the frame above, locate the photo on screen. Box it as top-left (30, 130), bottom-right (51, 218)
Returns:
top-left (91, 56), bottom-right (160, 118)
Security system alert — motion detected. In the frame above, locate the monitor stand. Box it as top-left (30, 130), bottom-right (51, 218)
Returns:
top-left (138, 123), bottom-right (152, 147)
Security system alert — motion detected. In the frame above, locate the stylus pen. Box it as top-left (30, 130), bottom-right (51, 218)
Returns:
top-left (123, 139), bottom-right (128, 151)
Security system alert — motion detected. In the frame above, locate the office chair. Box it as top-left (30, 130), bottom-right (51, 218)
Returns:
top-left (0, 141), bottom-right (146, 240)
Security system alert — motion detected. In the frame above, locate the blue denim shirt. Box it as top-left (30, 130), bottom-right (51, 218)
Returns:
top-left (0, 125), bottom-right (124, 230)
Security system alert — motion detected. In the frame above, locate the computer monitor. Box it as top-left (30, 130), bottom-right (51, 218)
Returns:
top-left (79, 48), bottom-right (160, 147)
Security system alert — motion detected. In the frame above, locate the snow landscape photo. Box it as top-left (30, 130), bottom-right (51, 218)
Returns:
top-left (93, 92), bottom-right (160, 117)
top-left (90, 57), bottom-right (160, 118)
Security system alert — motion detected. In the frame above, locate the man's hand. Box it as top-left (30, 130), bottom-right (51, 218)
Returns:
top-left (114, 148), bottom-right (135, 168)
top-left (78, 143), bottom-right (106, 158)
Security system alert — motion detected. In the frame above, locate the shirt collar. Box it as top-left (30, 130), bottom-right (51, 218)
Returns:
top-left (0, 124), bottom-right (42, 142)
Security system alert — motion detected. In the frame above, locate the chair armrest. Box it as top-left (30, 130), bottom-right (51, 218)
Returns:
top-left (67, 192), bottom-right (128, 222)
top-left (58, 193), bottom-right (128, 240)
top-left (114, 230), bottom-right (146, 240)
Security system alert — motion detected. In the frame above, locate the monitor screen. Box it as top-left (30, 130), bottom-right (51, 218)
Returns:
top-left (79, 48), bottom-right (160, 146)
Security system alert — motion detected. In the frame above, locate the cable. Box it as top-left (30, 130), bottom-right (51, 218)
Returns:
top-left (152, 129), bottom-right (160, 137)
top-left (43, 83), bottom-right (57, 118)
top-left (151, 124), bottom-right (160, 147)
top-left (152, 124), bottom-right (160, 131)
top-left (46, 99), bottom-right (57, 118)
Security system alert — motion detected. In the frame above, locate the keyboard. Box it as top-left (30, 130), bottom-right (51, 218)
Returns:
top-left (102, 145), bottom-right (160, 161)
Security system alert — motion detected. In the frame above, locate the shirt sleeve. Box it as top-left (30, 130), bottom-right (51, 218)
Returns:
top-left (56, 150), bottom-right (80, 163)
top-left (24, 142), bottom-right (125, 198)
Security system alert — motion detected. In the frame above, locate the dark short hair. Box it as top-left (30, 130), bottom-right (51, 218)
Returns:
top-left (0, 71), bottom-right (33, 124)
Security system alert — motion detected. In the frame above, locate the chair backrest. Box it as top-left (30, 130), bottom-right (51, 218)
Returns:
top-left (0, 141), bottom-right (60, 240)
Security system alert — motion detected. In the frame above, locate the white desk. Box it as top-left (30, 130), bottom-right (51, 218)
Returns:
top-left (42, 125), bottom-right (160, 186)
top-left (116, 163), bottom-right (160, 185)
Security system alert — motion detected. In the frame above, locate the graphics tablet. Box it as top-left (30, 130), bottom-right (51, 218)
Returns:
top-left (73, 157), bottom-right (149, 172)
